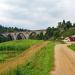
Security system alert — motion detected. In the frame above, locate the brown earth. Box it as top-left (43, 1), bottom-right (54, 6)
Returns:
top-left (51, 44), bottom-right (75, 75)
top-left (0, 41), bottom-right (49, 74)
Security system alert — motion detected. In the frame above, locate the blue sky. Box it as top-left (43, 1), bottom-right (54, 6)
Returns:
top-left (0, 0), bottom-right (75, 30)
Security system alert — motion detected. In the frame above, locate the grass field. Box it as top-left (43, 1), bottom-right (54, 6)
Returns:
top-left (69, 44), bottom-right (75, 51)
top-left (5, 41), bottom-right (54, 75)
top-left (0, 39), bottom-right (41, 62)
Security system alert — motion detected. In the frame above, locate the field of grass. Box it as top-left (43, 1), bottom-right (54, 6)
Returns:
top-left (0, 39), bottom-right (41, 62)
top-left (69, 44), bottom-right (75, 51)
top-left (5, 41), bottom-right (54, 75)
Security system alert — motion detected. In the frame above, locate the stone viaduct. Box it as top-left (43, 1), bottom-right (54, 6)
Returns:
top-left (2, 30), bottom-right (46, 40)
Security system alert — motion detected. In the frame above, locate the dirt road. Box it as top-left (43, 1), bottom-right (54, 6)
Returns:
top-left (51, 44), bottom-right (75, 75)
top-left (0, 41), bottom-right (48, 74)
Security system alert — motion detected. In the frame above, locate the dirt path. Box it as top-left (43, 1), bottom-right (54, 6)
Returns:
top-left (0, 41), bottom-right (48, 74)
top-left (51, 44), bottom-right (75, 75)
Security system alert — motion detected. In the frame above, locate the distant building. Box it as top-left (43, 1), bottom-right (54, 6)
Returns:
top-left (69, 36), bottom-right (75, 42)
top-left (64, 37), bottom-right (70, 42)
top-left (64, 35), bottom-right (75, 42)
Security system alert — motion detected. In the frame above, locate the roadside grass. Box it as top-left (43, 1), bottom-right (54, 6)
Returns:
top-left (69, 44), bottom-right (75, 51)
top-left (5, 41), bottom-right (55, 75)
top-left (0, 39), bottom-right (41, 62)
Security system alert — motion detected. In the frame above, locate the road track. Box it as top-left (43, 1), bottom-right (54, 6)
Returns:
top-left (51, 44), bottom-right (75, 75)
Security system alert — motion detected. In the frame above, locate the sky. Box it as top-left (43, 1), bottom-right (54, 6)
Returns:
top-left (0, 0), bottom-right (75, 30)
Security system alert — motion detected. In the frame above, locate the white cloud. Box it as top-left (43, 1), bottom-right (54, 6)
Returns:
top-left (0, 0), bottom-right (75, 30)
top-left (0, 3), bottom-right (15, 12)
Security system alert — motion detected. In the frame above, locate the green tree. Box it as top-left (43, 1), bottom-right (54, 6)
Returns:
top-left (53, 30), bottom-right (60, 40)
top-left (45, 27), bottom-right (54, 39)
top-left (36, 32), bottom-right (44, 40)
top-left (39, 32), bottom-right (44, 40)
top-left (58, 22), bottom-right (62, 28)
top-left (73, 23), bottom-right (75, 27)
top-left (66, 21), bottom-right (72, 29)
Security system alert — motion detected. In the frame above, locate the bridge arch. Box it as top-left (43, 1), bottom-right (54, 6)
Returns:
top-left (7, 34), bottom-right (14, 40)
top-left (29, 32), bottom-right (37, 39)
top-left (17, 33), bottom-right (26, 40)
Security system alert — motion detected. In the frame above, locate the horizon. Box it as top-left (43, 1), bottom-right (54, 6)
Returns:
top-left (0, 0), bottom-right (75, 30)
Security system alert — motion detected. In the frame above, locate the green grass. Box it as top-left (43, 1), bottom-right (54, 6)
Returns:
top-left (0, 39), bottom-right (41, 51)
top-left (69, 44), bottom-right (75, 51)
top-left (0, 39), bottom-right (41, 62)
top-left (5, 41), bottom-right (55, 75)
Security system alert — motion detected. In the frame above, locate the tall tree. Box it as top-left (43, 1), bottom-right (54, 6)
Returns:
top-left (66, 21), bottom-right (72, 29)
top-left (73, 23), bottom-right (75, 27)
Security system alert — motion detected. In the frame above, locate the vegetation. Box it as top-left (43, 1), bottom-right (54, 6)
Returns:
top-left (0, 25), bottom-right (29, 33)
top-left (69, 44), bottom-right (75, 51)
top-left (44, 20), bottom-right (75, 40)
top-left (36, 32), bottom-right (45, 40)
top-left (0, 20), bottom-right (75, 75)
top-left (0, 34), bottom-right (10, 43)
top-left (0, 20), bottom-right (75, 43)
top-left (0, 25), bottom-right (30, 43)
top-left (0, 39), bottom-right (41, 62)
top-left (31, 20), bottom-right (75, 40)
top-left (4, 41), bottom-right (54, 75)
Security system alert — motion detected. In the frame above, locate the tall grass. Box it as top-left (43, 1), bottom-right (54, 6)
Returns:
top-left (5, 41), bottom-right (54, 75)
top-left (0, 39), bottom-right (41, 51)
top-left (0, 39), bottom-right (41, 62)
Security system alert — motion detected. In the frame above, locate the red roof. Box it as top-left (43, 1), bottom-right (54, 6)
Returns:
top-left (69, 37), bottom-right (75, 41)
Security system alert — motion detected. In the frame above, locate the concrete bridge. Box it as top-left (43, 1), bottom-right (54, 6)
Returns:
top-left (2, 30), bottom-right (46, 40)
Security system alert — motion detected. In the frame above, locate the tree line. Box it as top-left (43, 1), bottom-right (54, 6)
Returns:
top-left (0, 25), bottom-right (29, 33)
top-left (0, 20), bottom-right (75, 43)
top-left (0, 25), bottom-right (29, 43)
top-left (30, 20), bottom-right (75, 40)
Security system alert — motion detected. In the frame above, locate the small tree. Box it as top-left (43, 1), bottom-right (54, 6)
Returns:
top-left (36, 32), bottom-right (44, 40)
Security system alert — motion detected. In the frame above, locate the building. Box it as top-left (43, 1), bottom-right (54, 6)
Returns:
top-left (64, 35), bottom-right (75, 42)
top-left (69, 36), bottom-right (75, 42)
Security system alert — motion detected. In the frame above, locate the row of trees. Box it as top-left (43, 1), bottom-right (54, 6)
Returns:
top-left (0, 25), bottom-right (29, 33)
top-left (0, 20), bottom-right (75, 42)
top-left (0, 25), bottom-right (29, 43)
top-left (58, 20), bottom-right (75, 29)
top-left (30, 20), bottom-right (75, 40)
top-left (57, 20), bottom-right (75, 37)
top-left (29, 28), bottom-right (60, 40)
top-left (29, 27), bottom-right (60, 40)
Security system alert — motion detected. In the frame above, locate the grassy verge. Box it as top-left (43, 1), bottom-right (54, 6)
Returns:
top-left (69, 44), bottom-right (75, 51)
top-left (0, 39), bottom-right (41, 62)
top-left (5, 41), bottom-right (54, 75)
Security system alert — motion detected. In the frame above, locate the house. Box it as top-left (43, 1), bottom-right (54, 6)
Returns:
top-left (69, 36), bottom-right (75, 42)
top-left (64, 37), bottom-right (70, 42)
top-left (64, 35), bottom-right (75, 42)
